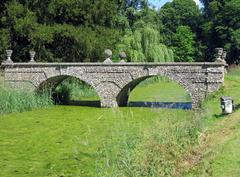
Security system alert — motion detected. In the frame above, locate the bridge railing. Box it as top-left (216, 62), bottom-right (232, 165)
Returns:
top-left (1, 48), bottom-right (228, 67)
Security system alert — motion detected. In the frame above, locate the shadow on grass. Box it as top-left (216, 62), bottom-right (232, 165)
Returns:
top-left (67, 100), bottom-right (101, 107)
top-left (128, 101), bottom-right (192, 110)
top-left (213, 114), bottom-right (227, 119)
top-left (234, 103), bottom-right (240, 110)
top-left (213, 104), bottom-right (240, 118)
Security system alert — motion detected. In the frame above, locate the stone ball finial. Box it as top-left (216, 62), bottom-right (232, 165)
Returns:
top-left (29, 50), bottom-right (36, 63)
top-left (103, 49), bottom-right (113, 63)
top-left (5, 50), bottom-right (13, 63)
top-left (119, 51), bottom-right (127, 63)
top-left (119, 52), bottom-right (127, 59)
top-left (104, 49), bottom-right (113, 59)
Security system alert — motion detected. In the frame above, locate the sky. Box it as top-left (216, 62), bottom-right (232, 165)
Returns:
top-left (149, 0), bottom-right (203, 9)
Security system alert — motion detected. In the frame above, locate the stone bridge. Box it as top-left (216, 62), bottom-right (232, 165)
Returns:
top-left (1, 62), bottom-right (226, 108)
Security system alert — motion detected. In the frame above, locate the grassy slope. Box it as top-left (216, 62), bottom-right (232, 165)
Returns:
top-left (205, 69), bottom-right (240, 177)
top-left (0, 80), bottom-right (192, 177)
top-left (211, 114), bottom-right (240, 177)
top-left (185, 110), bottom-right (240, 177)
top-left (184, 68), bottom-right (240, 177)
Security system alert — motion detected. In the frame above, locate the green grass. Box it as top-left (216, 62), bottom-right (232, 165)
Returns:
top-left (183, 109), bottom-right (240, 177)
top-left (0, 107), bottom-right (195, 177)
top-left (0, 87), bottom-right (53, 114)
top-left (211, 122), bottom-right (240, 177)
top-left (0, 77), bottom-right (194, 177)
top-left (0, 69), bottom-right (240, 177)
top-left (182, 70), bottom-right (240, 177)
top-left (130, 77), bottom-right (191, 102)
top-left (0, 71), bottom-right (53, 114)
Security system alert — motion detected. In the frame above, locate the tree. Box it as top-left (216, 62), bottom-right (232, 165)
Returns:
top-left (158, 0), bottom-right (202, 61)
top-left (0, 0), bottom-right (122, 62)
top-left (116, 26), bottom-right (174, 62)
top-left (201, 0), bottom-right (240, 63)
top-left (171, 26), bottom-right (196, 62)
top-left (159, 0), bottom-right (201, 41)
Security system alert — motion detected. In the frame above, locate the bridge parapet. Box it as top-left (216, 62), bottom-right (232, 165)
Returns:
top-left (1, 62), bottom-right (226, 109)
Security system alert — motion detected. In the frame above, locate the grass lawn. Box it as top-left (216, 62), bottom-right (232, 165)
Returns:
top-left (184, 109), bottom-right (240, 177)
top-left (183, 67), bottom-right (240, 177)
top-left (0, 78), bottom-right (192, 176)
top-left (129, 78), bottom-right (191, 102)
top-left (0, 70), bottom-right (240, 177)
top-left (211, 116), bottom-right (240, 177)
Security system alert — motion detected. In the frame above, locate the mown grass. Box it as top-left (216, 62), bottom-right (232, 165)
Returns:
top-left (211, 122), bottom-right (240, 177)
top-left (0, 68), bottom-right (240, 177)
top-left (182, 69), bottom-right (240, 177)
top-left (130, 77), bottom-right (191, 102)
top-left (183, 109), bottom-right (240, 177)
top-left (0, 107), bottom-right (196, 177)
top-left (208, 70), bottom-right (240, 176)
top-left (0, 76), bottom-right (195, 176)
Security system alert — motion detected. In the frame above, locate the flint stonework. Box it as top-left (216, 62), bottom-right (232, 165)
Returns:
top-left (2, 62), bottom-right (226, 108)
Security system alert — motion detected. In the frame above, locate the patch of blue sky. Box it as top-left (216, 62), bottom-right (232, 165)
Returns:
top-left (148, 0), bottom-right (203, 9)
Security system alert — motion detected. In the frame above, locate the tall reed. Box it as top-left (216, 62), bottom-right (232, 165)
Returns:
top-left (0, 86), bottom-right (53, 115)
top-left (96, 110), bottom-right (201, 176)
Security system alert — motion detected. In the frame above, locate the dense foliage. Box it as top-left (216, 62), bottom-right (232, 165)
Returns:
top-left (0, 0), bottom-right (239, 64)
top-left (200, 0), bottom-right (240, 63)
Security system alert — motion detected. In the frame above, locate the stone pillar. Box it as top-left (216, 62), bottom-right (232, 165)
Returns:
top-left (214, 48), bottom-right (223, 62)
top-left (191, 97), bottom-right (202, 109)
top-left (100, 98), bottom-right (118, 108)
top-left (191, 92), bottom-right (205, 109)
top-left (95, 82), bottom-right (121, 108)
top-left (187, 82), bottom-right (207, 109)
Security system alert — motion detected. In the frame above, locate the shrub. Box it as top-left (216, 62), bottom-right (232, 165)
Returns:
top-left (55, 77), bottom-right (98, 101)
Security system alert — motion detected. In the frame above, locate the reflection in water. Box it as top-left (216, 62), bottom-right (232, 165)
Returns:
top-left (128, 102), bottom-right (192, 110)
top-left (65, 100), bottom-right (192, 110)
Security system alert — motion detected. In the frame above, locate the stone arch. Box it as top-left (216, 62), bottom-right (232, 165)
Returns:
top-left (37, 75), bottom-right (96, 92)
top-left (116, 74), bottom-right (192, 107)
top-left (36, 75), bottom-right (100, 101)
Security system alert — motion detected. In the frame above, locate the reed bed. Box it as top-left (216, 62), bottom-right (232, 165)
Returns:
top-left (0, 86), bottom-right (53, 115)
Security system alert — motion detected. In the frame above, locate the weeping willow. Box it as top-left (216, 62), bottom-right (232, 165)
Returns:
top-left (116, 26), bottom-right (174, 62)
